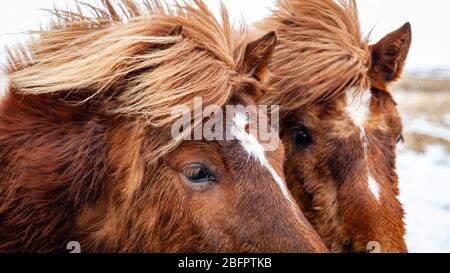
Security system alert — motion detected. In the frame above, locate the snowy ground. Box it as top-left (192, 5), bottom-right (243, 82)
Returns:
top-left (398, 145), bottom-right (450, 252)
top-left (394, 89), bottom-right (450, 253)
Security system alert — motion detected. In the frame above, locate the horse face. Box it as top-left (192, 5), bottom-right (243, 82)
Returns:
top-left (162, 107), bottom-right (322, 252)
top-left (74, 31), bottom-right (327, 253)
top-left (280, 23), bottom-right (411, 252)
top-left (142, 32), bottom-right (327, 252)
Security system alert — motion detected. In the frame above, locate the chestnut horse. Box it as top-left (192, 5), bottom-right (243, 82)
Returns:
top-left (0, 0), bottom-right (327, 252)
top-left (258, 0), bottom-right (412, 252)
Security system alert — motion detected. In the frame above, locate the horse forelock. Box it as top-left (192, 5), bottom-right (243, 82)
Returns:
top-left (4, 0), bottom-right (263, 159)
top-left (258, 0), bottom-right (371, 115)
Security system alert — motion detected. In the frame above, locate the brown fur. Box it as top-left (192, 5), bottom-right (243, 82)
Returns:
top-left (0, 0), bottom-right (327, 252)
top-left (258, 0), bottom-right (411, 252)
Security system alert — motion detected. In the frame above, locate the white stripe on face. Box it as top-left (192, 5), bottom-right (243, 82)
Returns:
top-left (368, 174), bottom-right (381, 201)
top-left (346, 88), bottom-right (371, 130)
top-left (346, 88), bottom-right (381, 202)
top-left (231, 112), bottom-right (299, 209)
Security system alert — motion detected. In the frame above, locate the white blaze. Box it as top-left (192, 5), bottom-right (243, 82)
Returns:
top-left (231, 112), bottom-right (299, 209)
top-left (346, 88), bottom-right (381, 202)
top-left (231, 112), bottom-right (267, 166)
top-left (346, 88), bottom-right (372, 129)
top-left (368, 174), bottom-right (381, 201)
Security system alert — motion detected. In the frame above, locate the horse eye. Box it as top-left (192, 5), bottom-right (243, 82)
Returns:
top-left (181, 164), bottom-right (216, 184)
top-left (293, 127), bottom-right (313, 147)
top-left (396, 134), bottom-right (404, 144)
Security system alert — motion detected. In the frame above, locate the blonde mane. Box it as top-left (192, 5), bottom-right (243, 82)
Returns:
top-left (258, 0), bottom-right (371, 114)
top-left (5, 0), bottom-right (256, 157)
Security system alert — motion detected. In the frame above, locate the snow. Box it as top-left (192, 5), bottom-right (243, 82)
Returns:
top-left (398, 144), bottom-right (450, 252)
top-left (394, 91), bottom-right (450, 252)
top-left (404, 117), bottom-right (450, 141)
top-left (444, 114), bottom-right (450, 127)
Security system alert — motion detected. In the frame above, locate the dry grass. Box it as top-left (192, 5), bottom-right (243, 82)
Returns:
top-left (404, 133), bottom-right (450, 154)
top-left (395, 89), bottom-right (450, 123)
top-left (394, 76), bottom-right (450, 93)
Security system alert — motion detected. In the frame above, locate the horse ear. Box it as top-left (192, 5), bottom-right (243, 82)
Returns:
top-left (370, 22), bottom-right (412, 88)
top-left (243, 31), bottom-right (277, 82)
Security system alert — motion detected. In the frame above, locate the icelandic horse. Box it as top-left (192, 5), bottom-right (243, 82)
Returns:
top-left (0, 0), bottom-right (327, 252)
top-left (258, 0), bottom-right (412, 252)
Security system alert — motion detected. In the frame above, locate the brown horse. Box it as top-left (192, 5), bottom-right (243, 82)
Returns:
top-left (258, 0), bottom-right (412, 252)
top-left (0, 0), bottom-right (327, 252)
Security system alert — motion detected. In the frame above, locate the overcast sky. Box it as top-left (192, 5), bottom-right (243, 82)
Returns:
top-left (0, 0), bottom-right (449, 72)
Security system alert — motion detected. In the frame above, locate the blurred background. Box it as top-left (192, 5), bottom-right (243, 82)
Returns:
top-left (1, 0), bottom-right (449, 252)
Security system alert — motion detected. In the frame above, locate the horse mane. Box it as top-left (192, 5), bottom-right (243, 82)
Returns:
top-left (258, 0), bottom-right (371, 114)
top-left (5, 0), bottom-right (254, 157)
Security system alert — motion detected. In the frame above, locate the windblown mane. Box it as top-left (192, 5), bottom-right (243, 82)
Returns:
top-left (258, 0), bottom-right (371, 114)
top-left (5, 0), bottom-right (255, 157)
